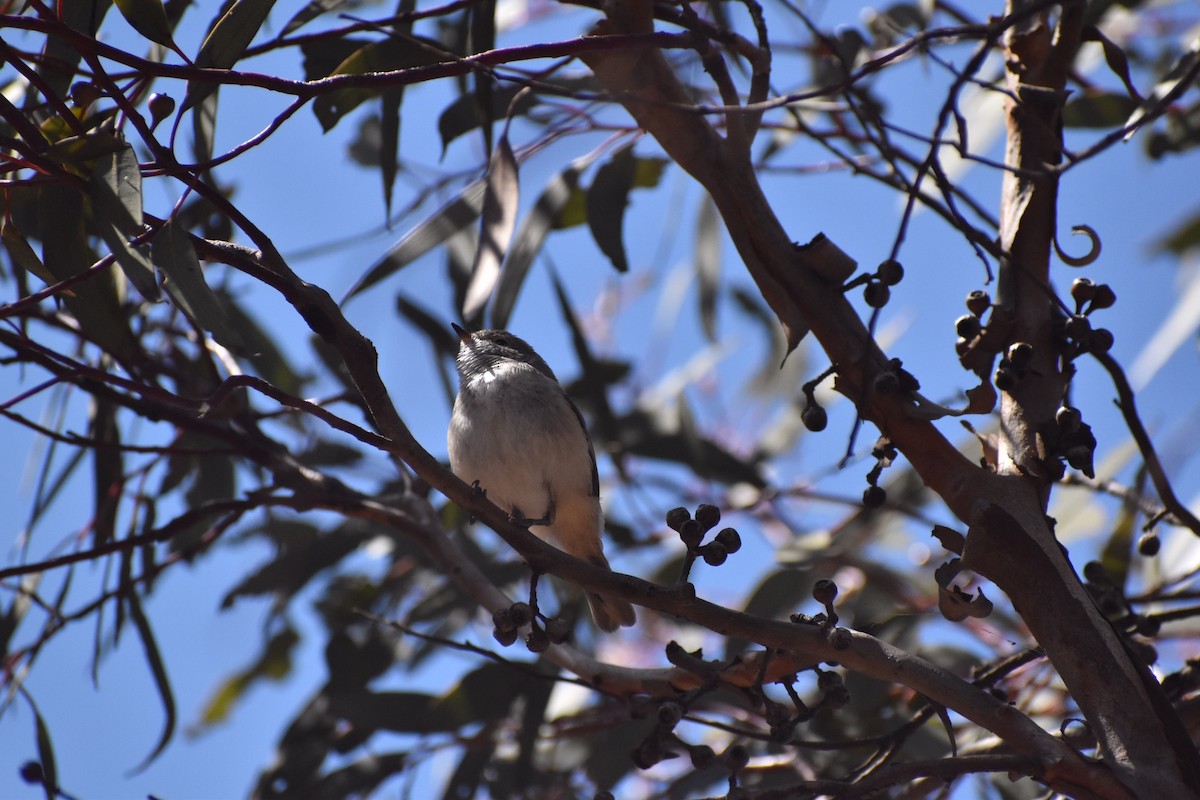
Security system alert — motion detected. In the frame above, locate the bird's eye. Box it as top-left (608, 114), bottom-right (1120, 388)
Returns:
top-left (494, 335), bottom-right (511, 347)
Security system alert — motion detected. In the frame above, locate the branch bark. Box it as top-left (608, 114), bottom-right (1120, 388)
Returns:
top-left (580, 0), bottom-right (1199, 794)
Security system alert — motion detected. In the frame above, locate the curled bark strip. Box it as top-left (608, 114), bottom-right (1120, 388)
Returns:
top-left (1053, 224), bottom-right (1101, 267)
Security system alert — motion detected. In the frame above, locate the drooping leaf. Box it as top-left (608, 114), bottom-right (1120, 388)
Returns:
top-left (93, 219), bottom-right (159, 302)
top-left (344, 178), bottom-right (486, 301)
top-left (1155, 210), bottom-right (1200, 255)
top-left (19, 689), bottom-right (58, 800)
top-left (152, 220), bottom-right (246, 350)
top-left (309, 752), bottom-right (408, 800)
top-left (282, 0), bottom-right (348, 35)
top-left (724, 568), bottom-right (813, 659)
top-left (191, 91), bottom-right (218, 168)
top-left (38, 184), bottom-right (139, 365)
top-left (196, 628), bottom-right (299, 727)
top-left (311, 36), bottom-right (444, 132)
top-left (694, 195), bottom-right (721, 341)
top-left (87, 143), bottom-right (156, 300)
top-left (1062, 91), bottom-right (1139, 129)
top-left (186, 0), bottom-right (279, 109)
top-left (126, 588), bottom-right (176, 773)
top-left (492, 158), bottom-right (589, 329)
top-left (379, 88), bottom-right (403, 217)
top-left (220, 289), bottom-right (305, 395)
top-left (462, 134), bottom-right (518, 320)
top-left (586, 145), bottom-right (638, 272)
top-left (221, 526), bottom-right (372, 608)
top-left (585, 145), bottom-right (668, 272)
top-left (114, 0), bottom-right (177, 50)
top-left (91, 143), bottom-right (143, 233)
top-left (1, 217), bottom-right (57, 288)
top-left (1082, 24), bottom-right (1142, 102)
top-left (437, 86), bottom-right (538, 154)
top-left (88, 398), bottom-right (122, 547)
top-left (468, 0), bottom-right (496, 153)
top-left (36, 1), bottom-right (112, 99)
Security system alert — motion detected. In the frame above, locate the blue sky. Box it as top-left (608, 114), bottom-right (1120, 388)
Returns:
top-left (1, 2), bottom-right (1199, 798)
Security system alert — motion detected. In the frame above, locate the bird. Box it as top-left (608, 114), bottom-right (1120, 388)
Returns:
top-left (447, 324), bottom-right (636, 632)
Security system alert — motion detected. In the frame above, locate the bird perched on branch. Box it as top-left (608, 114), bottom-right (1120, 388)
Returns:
top-left (447, 324), bottom-right (636, 632)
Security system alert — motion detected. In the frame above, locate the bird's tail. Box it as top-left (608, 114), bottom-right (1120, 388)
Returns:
top-left (586, 554), bottom-right (636, 632)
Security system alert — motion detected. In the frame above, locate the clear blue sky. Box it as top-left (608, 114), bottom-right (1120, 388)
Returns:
top-left (1, 4), bottom-right (1199, 798)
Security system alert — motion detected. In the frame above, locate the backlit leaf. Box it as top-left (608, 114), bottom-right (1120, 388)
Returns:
top-left (344, 178), bottom-right (486, 301)
top-left (463, 134), bottom-right (518, 320)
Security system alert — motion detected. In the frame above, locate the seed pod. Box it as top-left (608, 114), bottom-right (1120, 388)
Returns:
top-left (724, 744), bottom-right (750, 770)
top-left (993, 366), bottom-right (1016, 392)
top-left (955, 314), bottom-right (982, 339)
top-left (864, 281), bottom-right (890, 308)
top-left (812, 579), bottom-right (838, 605)
top-left (965, 290), bottom-right (991, 316)
top-left (1064, 314), bottom-right (1092, 340)
top-left (1089, 283), bottom-right (1116, 312)
top-left (1088, 328), bottom-right (1114, 353)
top-left (802, 403), bottom-right (828, 432)
top-left (1070, 278), bottom-right (1096, 305)
top-left (1138, 532), bottom-right (1160, 557)
top-left (148, 93), bottom-right (176, 125)
top-left (862, 485), bottom-right (887, 509)
top-left (701, 542), bottom-right (728, 566)
top-left (695, 504), bottom-right (721, 532)
top-left (545, 618), bottom-right (571, 643)
top-left (525, 624), bottom-right (549, 653)
top-left (679, 519), bottom-right (703, 549)
top-left (665, 507), bottom-right (691, 531)
top-left (1055, 406), bottom-right (1081, 431)
top-left (492, 607), bottom-right (516, 633)
top-left (493, 626), bottom-right (518, 647)
top-left (715, 527), bottom-right (742, 554)
top-left (1006, 342), bottom-right (1033, 370)
top-left (656, 701), bottom-right (683, 728)
top-left (876, 258), bottom-right (904, 286)
top-left (873, 371), bottom-right (899, 395)
top-left (689, 744), bottom-right (716, 769)
top-left (817, 670), bottom-right (844, 690)
top-left (508, 602), bottom-right (532, 628)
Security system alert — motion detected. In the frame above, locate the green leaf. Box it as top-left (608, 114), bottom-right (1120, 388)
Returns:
top-left (491, 158), bottom-right (589, 329)
top-left (221, 526), bottom-right (371, 608)
top-left (1, 217), bottom-right (57, 287)
top-left (586, 146), bottom-right (637, 272)
top-left (463, 134), bottom-right (519, 320)
top-left (152, 220), bottom-right (245, 350)
top-left (311, 37), bottom-right (444, 132)
top-left (88, 144), bottom-right (143, 230)
top-left (196, 628), bottom-right (299, 727)
top-left (114, 0), bottom-right (176, 49)
top-left (126, 588), bottom-right (176, 773)
top-left (309, 752), bottom-right (408, 800)
top-left (437, 86), bottom-right (530, 154)
top-left (1155, 210), bottom-right (1200, 255)
top-left (38, 184), bottom-right (139, 365)
top-left (95, 219), bottom-right (159, 302)
top-left (585, 146), bottom-right (667, 273)
top-left (282, 0), bottom-right (348, 35)
top-left (187, 0), bottom-right (279, 109)
top-left (1062, 92), bottom-right (1139, 128)
top-left (694, 196), bottom-right (721, 341)
top-left (344, 178), bottom-right (486, 301)
top-left (88, 399), bottom-right (122, 547)
top-left (19, 689), bottom-right (58, 800)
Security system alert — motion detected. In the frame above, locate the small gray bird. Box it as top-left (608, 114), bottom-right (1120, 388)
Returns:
top-left (447, 325), bottom-right (636, 632)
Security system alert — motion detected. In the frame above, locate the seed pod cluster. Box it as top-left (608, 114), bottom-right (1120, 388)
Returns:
top-left (666, 505), bottom-right (742, 578)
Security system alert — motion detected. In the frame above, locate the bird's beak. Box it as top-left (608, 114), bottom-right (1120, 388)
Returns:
top-left (451, 323), bottom-right (471, 344)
